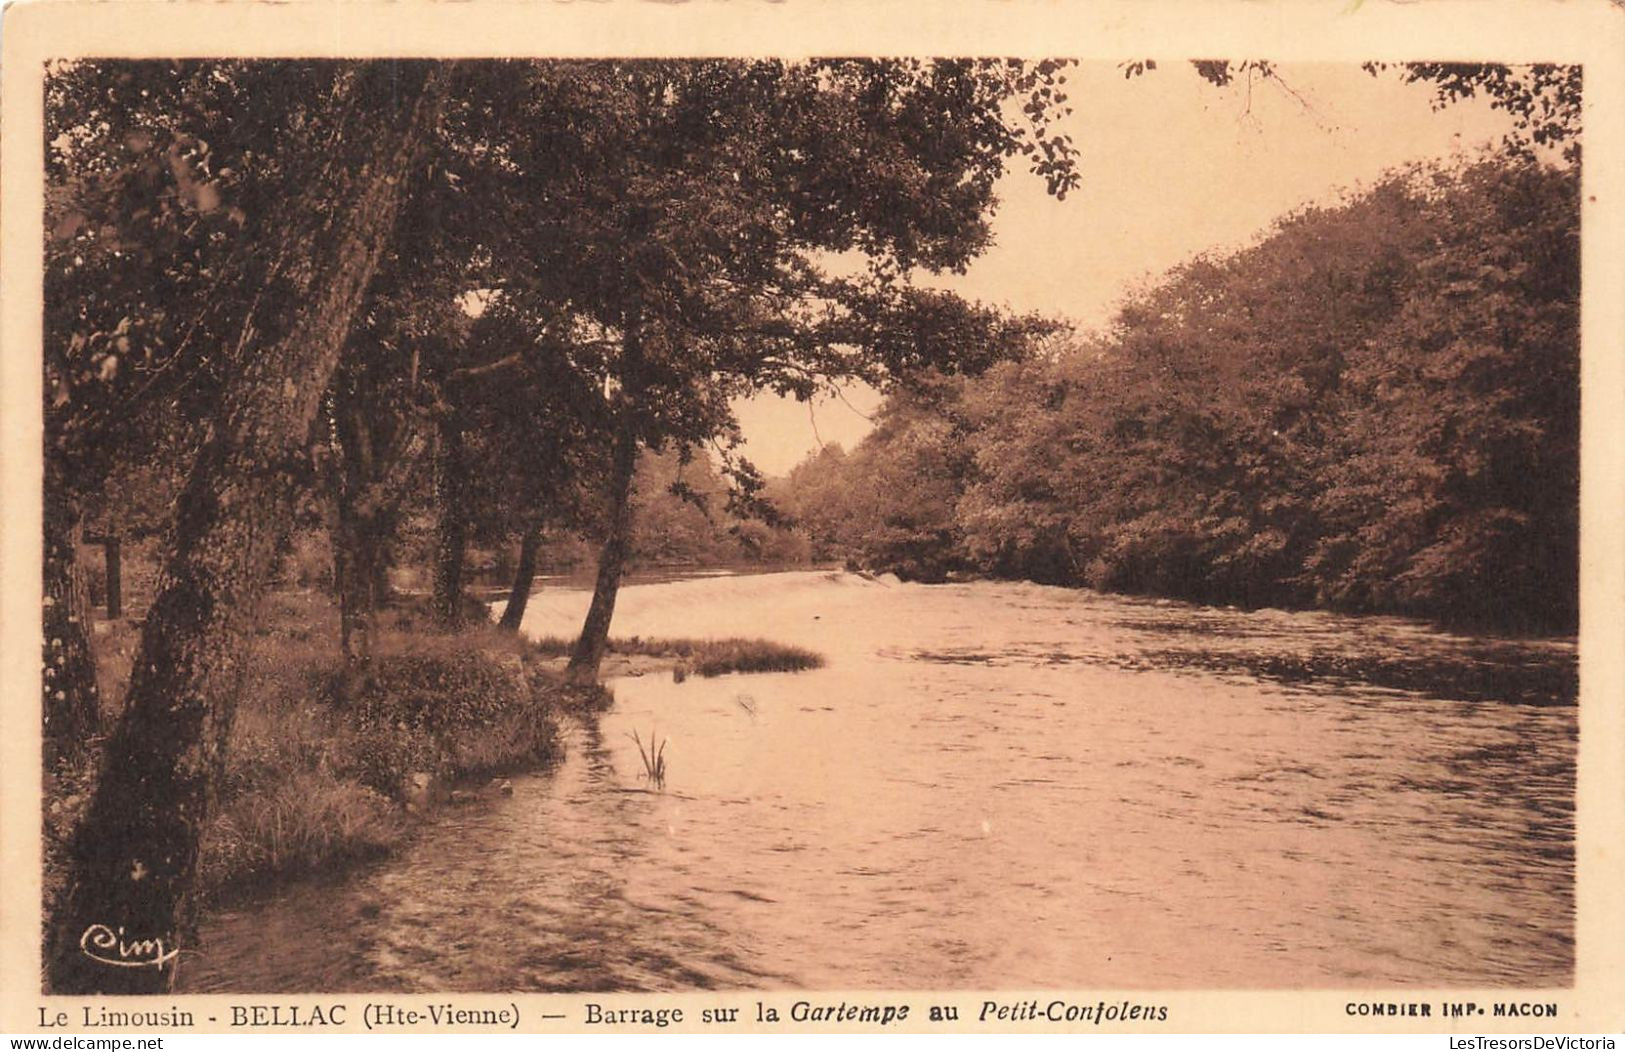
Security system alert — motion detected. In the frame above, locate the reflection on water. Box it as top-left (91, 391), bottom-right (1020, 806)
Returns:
top-left (183, 572), bottom-right (1575, 992)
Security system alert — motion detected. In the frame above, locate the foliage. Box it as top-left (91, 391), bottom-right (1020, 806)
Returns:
top-left (1373, 62), bottom-right (1582, 162)
top-left (627, 449), bottom-right (742, 566)
top-left (1135, 61), bottom-right (1582, 163)
top-left (782, 156), bottom-right (1579, 632)
top-left (1301, 161), bottom-right (1580, 628)
top-left (439, 58), bottom-right (1078, 497)
top-left (772, 382), bottom-right (976, 582)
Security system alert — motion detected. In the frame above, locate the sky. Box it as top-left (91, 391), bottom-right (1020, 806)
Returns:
top-left (731, 61), bottom-right (1517, 477)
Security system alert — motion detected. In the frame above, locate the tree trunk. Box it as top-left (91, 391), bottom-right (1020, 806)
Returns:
top-left (566, 415), bottom-right (637, 683)
top-left (369, 544), bottom-right (394, 611)
top-left (45, 61), bottom-right (447, 995)
top-left (431, 414), bottom-right (468, 626)
top-left (43, 484), bottom-right (100, 772)
top-left (498, 520), bottom-right (544, 632)
top-left (331, 357), bottom-right (420, 653)
top-left (567, 318), bottom-right (643, 684)
top-left (95, 535), bottom-right (123, 619)
top-left (333, 489), bottom-right (365, 664)
top-left (330, 378), bottom-right (384, 668)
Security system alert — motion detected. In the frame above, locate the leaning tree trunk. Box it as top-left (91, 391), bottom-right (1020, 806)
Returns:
top-left (45, 61), bottom-right (447, 995)
top-left (566, 415), bottom-right (637, 683)
top-left (431, 414), bottom-right (469, 626)
top-left (42, 481), bottom-right (100, 772)
top-left (498, 520), bottom-right (544, 632)
top-left (567, 319), bottom-right (643, 685)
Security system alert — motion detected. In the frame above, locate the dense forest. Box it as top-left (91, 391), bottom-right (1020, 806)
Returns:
top-left (772, 157), bottom-right (1580, 634)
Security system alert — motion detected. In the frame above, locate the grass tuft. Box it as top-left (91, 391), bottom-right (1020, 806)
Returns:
top-left (525, 634), bottom-right (823, 678)
top-left (629, 727), bottom-right (668, 789)
top-left (686, 639), bottom-right (823, 677)
top-left (198, 770), bottom-right (405, 896)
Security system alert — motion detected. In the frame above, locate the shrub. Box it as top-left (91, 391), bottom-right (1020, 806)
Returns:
top-left (65, 594), bottom-right (570, 905)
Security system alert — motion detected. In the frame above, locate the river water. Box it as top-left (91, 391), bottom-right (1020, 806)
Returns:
top-left (183, 571), bottom-right (1576, 991)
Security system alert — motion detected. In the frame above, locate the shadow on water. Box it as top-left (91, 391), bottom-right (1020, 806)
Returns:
top-left (182, 713), bottom-right (791, 994)
top-left (1135, 646), bottom-right (1576, 707)
top-left (1103, 600), bottom-right (1576, 707)
top-left (898, 635), bottom-right (1574, 708)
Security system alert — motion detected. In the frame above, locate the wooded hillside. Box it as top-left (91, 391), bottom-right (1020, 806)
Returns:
top-left (774, 158), bottom-right (1580, 633)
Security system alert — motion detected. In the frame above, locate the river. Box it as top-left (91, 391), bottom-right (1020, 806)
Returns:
top-left (182, 570), bottom-right (1576, 991)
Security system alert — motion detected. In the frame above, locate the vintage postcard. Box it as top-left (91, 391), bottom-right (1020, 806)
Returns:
top-left (2, 0), bottom-right (1622, 1036)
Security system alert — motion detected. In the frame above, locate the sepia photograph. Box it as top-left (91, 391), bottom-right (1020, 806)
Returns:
top-left (4, 0), bottom-right (1623, 1035)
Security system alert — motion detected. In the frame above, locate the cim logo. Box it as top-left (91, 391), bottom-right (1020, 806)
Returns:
top-left (79, 924), bottom-right (178, 969)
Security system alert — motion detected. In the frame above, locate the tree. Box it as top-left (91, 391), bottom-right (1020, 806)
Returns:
top-left (459, 60), bottom-right (1078, 682)
top-left (42, 61), bottom-right (303, 773)
top-left (769, 443), bottom-right (856, 562)
top-left (628, 448), bottom-right (753, 567)
top-left (789, 381), bottom-right (979, 582)
top-left (1305, 160), bottom-right (1579, 628)
top-left (812, 154), bottom-right (1578, 632)
top-left (321, 284), bottom-right (455, 660)
top-left (46, 60), bottom-right (451, 995)
top-left (428, 299), bottom-right (611, 628)
top-left (42, 484), bottom-right (100, 772)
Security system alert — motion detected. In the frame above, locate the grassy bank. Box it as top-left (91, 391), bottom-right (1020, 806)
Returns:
top-left (46, 590), bottom-right (596, 909)
top-left (523, 633), bottom-right (825, 678)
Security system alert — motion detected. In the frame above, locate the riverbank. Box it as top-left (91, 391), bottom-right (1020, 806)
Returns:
top-left (44, 585), bottom-right (828, 915)
top-left (44, 590), bottom-right (599, 913)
